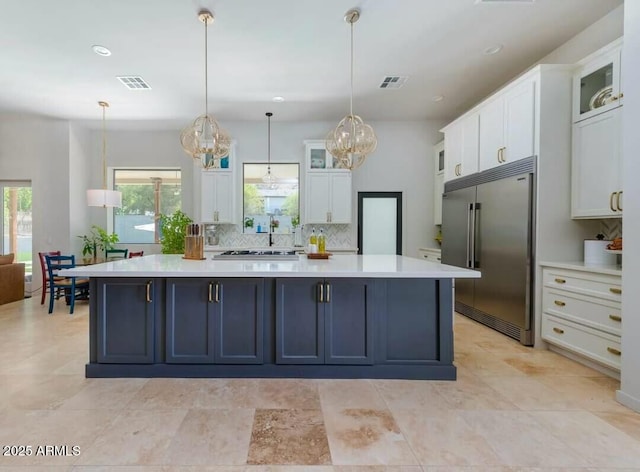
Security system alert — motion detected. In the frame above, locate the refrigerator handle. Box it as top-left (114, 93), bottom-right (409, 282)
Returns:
top-left (472, 202), bottom-right (481, 269)
top-left (466, 203), bottom-right (473, 268)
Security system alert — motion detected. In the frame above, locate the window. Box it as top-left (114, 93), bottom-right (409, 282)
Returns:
top-left (242, 163), bottom-right (299, 233)
top-left (1, 182), bottom-right (32, 276)
top-left (113, 169), bottom-right (181, 243)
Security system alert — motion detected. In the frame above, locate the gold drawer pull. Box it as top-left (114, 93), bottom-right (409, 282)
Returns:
top-left (609, 288), bottom-right (622, 295)
top-left (554, 300), bottom-right (566, 307)
top-left (609, 314), bottom-right (622, 322)
top-left (553, 327), bottom-right (564, 334)
top-left (607, 347), bottom-right (621, 356)
top-left (554, 278), bottom-right (566, 284)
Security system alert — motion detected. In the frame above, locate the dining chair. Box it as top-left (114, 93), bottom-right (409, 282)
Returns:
top-left (105, 248), bottom-right (128, 260)
top-left (128, 250), bottom-right (144, 258)
top-left (45, 254), bottom-right (89, 314)
top-left (38, 251), bottom-right (62, 305)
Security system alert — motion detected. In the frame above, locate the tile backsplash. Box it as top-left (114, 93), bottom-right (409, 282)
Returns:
top-left (599, 218), bottom-right (622, 240)
top-left (213, 224), bottom-right (354, 249)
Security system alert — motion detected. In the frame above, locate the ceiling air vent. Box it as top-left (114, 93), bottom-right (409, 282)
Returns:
top-left (379, 76), bottom-right (408, 89)
top-left (475, 0), bottom-right (534, 3)
top-left (117, 76), bottom-right (152, 90)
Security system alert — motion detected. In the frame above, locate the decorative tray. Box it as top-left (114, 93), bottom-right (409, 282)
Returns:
top-left (306, 252), bottom-right (332, 259)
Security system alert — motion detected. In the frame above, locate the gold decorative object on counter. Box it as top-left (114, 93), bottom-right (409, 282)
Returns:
top-left (184, 223), bottom-right (205, 260)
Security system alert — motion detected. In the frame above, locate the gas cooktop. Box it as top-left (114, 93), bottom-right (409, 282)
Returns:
top-left (212, 250), bottom-right (299, 261)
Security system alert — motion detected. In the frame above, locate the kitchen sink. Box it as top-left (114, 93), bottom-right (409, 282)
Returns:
top-left (212, 250), bottom-right (299, 261)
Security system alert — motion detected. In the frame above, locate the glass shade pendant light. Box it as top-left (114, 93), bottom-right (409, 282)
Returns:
top-left (180, 9), bottom-right (231, 169)
top-left (87, 101), bottom-right (122, 207)
top-left (262, 112), bottom-right (278, 188)
top-left (326, 8), bottom-right (377, 171)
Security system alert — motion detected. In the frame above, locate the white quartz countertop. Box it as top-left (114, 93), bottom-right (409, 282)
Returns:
top-left (539, 261), bottom-right (622, 276)
top-left (60, 254), bottom-right (481, 279)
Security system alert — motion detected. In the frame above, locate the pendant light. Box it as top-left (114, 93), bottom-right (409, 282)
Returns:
top-left (325, 8), bottom-right (377, 171)
top-left (180, 9), bottom-right (231, 169)
top-left (87, 101), bottom-right (122, 207)
top-left (262, 112), bottom-right (278, 188)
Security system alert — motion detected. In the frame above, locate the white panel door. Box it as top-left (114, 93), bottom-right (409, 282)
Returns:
top-left (306, 173), bottom-right (330, 223)
top-left (505, 79), bottom-right (536, 164)
top-left (479, 96), bottom-right (505, 171)
top-left (571, 108), bottom-right (622, 218)
top-left (329, 173), bottom-right (352, 224)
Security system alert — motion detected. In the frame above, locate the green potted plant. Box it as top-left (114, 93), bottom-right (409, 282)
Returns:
top-left (78, 225), bottom-right (119, 262)
top-left (159, 210), bottom-right (193, 254)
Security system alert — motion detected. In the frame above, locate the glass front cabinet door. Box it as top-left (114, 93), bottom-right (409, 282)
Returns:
top-left (573, 46), bottom-right (622, 123)
top-left (304, 140), bottom-right (346, 171)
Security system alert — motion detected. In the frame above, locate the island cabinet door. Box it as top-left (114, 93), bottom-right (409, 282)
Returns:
top-left (165, 279), bottom-right (215, 363)
top-left (377, 279), bottom-right (446, 364)
top-left (214, 278), bottom-right (264, 364)
top-left (275, 279), bottom-right (325, 364)
top-left (96, 278), bottom-right (156, 364)
top-left (324, 278), bottom-right (374, 365)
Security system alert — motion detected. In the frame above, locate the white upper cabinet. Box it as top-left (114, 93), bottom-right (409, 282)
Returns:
top-left (573, 44), bottom-right (623, 123)
top-left (443, 113), bottom-right (478, 183)
top-left (433, 140), bottom-right (444, 226)
top-left (479, 78), bottom-right (536, 172)
top-left (571, 106), bottom-right (623, 218)
top-left (201, 171), bottom-right (235, 223)
top-left (305, 172), bottom-right (352, 224)
top-left (304, 140), bottom-right (348, 172)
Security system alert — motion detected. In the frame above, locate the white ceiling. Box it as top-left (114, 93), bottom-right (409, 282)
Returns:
top-left (0, 0), bottom-right (622, 129)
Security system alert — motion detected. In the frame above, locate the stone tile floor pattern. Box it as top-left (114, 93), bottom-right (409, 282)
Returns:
top-left (0, 297), bottom-right (639, 470)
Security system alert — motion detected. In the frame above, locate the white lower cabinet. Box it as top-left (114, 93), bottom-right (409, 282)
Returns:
top-left (541, 265), bottom-right (622, 372)
top-left (418, 247), bottom-right (441, 263)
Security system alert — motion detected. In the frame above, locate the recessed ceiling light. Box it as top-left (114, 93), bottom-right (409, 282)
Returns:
top-left (272, 96), bottom-right (285, 102)
top-left (432, 95), bottom-right (445, 102)
top-left (483, 44), bottom-right (503, 55)
top-left (92, 45), bottom-right (112, 57)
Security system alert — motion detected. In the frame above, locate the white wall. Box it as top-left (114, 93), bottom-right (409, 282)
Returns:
top-left (69, 124), bottom-right (92, 257)
top-left (618, 1), bottom-right (640, 413)
top-left (103, 119), bottom-right (445, 257)
top-left (537, 5), bottom-right (624, 64)
top-left (0, 114), bottom-right (72, 291)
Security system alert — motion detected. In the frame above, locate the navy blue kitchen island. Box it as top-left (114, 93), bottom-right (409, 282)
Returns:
top-left (62, 254), bottom-right (479, 380)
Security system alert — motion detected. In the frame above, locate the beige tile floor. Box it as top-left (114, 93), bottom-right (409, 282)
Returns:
top-left (1, 297), bottom-right (639, 471)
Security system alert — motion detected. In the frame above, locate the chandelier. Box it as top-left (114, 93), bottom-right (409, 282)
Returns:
top-left (262, 112), bottom-right (278, 188)
top-left (180, 9), bottom-right (231, 169)
top-left (87, 101), bottom-right (122, 207)
top-left (326, 8), bottom-right (377, 171)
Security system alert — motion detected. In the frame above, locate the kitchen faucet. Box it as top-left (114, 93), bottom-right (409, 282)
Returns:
top-left (269, 215), bottom-right (274, 247)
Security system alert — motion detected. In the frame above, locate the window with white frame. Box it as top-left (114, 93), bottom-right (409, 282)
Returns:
top-left (113, 169), bottom-right (181, 243)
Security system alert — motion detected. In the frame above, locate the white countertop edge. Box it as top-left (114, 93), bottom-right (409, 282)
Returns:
top-left (539, 261), bottom-right (622, 276)
top-left (59, 254), bottom-right (480, 279)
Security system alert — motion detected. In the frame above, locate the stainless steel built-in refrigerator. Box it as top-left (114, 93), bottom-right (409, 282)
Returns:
top-left (441, 157), bottom-right (535, 345)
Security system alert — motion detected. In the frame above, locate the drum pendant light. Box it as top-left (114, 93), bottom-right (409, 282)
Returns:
top-left (87, 101), bottom-right (122, 207)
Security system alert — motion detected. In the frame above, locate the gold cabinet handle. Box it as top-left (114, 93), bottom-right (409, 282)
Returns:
top-left (609, 314), bottom-right (622, 322)
top-left (318, 282), bottom-right (324, 303)
top-left (610, 288), bottom-right (622, 295)
top-left (208, 281), bottom-right (213, 303)
top-left (146, 280), bottom-right (152, 303)
top-left (554, 278), bottom-right (566, 284)
top-left (616, 190), bottom-right (622, 211)
top-left (553, 327), bottom-right (564, 334)
top-left (610, 192), bottom-right (617, 212)
top-left (215, 281), bottom-right (220, 303)
top-left (497, 148), bottom-right (501, 163)
top-left (326, 283), bottom-right (331, 303)
top-left (607, 347), bottom-right (621, 356)
top-left (619, 92), bottom-right (624, 99)
top-left (610, 95), bottom-right (619, 101)
top-left (554, 300), bottom-right (566, 307)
